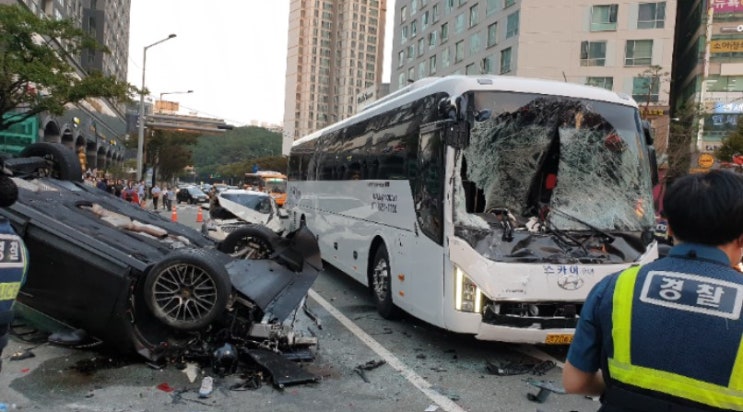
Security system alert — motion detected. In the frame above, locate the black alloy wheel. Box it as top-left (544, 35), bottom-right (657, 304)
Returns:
top-left (143, 249), bottom-right (231, 330)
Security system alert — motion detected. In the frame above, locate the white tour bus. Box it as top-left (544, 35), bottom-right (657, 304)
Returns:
top-left (285, 75), bottom-right (659, 344)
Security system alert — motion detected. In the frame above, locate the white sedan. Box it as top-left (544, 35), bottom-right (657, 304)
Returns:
top-left (202, 189), bottom-right (286, 241)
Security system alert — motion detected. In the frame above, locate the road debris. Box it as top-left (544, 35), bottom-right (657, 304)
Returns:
top-left (425, 405), bottom-right (440, 412)
top-left (302, 300), bottom-right (322, 330)
top-left (198, 376), bottom-right (214, 398)
top-left (246, 349), bottom-right (318, 388)
top-left (353, 359), bottom-right (386, 383)
top-left (525, 378), bottom-right (566, 403)
top-left (228, 371), bottom-right (264, 391)
top-left (9, 349), bottom-right (35, 361)
top-left (486, 359), bottom-right (556, 376)
top-left (431, 385), bottom-right (461, 401)
top-left (156, 382), bottom-right (175, 393)
top-left (182, 362), bottom-right (199, 383)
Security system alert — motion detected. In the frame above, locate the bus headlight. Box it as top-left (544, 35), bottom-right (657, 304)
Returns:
top-left (454, 266), bottom-right (483, 313)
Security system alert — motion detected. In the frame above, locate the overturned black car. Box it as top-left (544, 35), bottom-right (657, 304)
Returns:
top-left (0, 143), bottom-right (322, 373)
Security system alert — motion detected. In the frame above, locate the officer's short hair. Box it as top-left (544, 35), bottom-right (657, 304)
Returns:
top-left (663, 169), bottom-right (743, 245)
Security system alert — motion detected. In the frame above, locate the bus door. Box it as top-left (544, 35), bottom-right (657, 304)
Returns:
top-left (393, 121), bottom-right (448, 324)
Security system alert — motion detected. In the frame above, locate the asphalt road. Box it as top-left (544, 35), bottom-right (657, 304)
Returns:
top-left (0, 203), bottom-right (600, 412)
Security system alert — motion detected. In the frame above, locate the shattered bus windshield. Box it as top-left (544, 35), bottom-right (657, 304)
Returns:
top-left (455, 91), bottom-right (654, 262)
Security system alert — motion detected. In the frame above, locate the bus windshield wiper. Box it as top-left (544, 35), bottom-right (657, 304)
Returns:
top-left (549, 208), bottom-right (615, 242)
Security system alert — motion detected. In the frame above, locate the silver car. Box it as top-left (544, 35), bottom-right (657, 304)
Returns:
top-left (202, 189), bottom-right (286, 242)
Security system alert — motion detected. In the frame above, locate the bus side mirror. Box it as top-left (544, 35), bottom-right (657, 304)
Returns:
top-left (439, 97), bottom-right (458, 120)
top-left (444, 121), bottom-right (469, 149)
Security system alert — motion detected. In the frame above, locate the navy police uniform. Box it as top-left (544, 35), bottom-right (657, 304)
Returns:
top-left (567, 243), bottom-right (743, 411)
top-left (0, 217), bottom-right (27, 368)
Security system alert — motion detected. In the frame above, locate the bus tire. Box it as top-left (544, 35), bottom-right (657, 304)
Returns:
top-left (370, 244), bottom-right (399, 319)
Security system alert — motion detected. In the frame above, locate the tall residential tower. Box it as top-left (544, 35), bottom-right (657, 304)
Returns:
top-left (283, 0), bottom-right (387, 153)
top-left (391, 0), bottom-right (676, 150)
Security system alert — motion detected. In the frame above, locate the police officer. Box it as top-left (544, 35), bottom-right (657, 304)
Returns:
top-left (0, 170), bottom-right (27, 373)
top-left (563, 169), bottom-right (743, 411)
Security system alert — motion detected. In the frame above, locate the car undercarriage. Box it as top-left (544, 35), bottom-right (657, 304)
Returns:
top-left (0, 143), bottom-right (323, 385)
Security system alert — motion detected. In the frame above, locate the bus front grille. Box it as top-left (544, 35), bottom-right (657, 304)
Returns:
top-left (481, 301), bottom-right (582, 329)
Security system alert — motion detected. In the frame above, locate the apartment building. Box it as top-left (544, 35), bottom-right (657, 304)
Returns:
top-left (283, 0), bottom-right (387, 153)
top-left (674, 0), bottom-right (743, 152)
top-left (19, 0), bottom-right (130, 83)
top-left (1, 0), bottom-right (130, 170)
top-left (391, 0), bottom-right (675, 149)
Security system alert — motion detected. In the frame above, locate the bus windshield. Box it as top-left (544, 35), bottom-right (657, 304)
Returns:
top-left (265, 178), bottom-right (287, 194)
top-left (455, 92), bottom-right (654, 256)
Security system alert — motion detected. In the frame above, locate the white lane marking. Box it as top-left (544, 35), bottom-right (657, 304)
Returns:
top-left (513, 344), bottom-right (565, 369)
top-left (308, 289), bottom-right (466, 412)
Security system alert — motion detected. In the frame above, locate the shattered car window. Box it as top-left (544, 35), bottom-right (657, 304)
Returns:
top-left (454, 92), bottom-right (655, 263)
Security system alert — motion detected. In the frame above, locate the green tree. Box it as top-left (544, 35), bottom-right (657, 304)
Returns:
top-left (0, 4), bottom-right (136, 131)
top-left (635, 65), bottom-right (670, 114)
top-left (146, 129), bottom-right (199, 183)
top-left (715, 118), bottom-right (743, 162)
top-left (666, 103), bottom-right (699, 184)
top-left (191, 126), bottom-right (282, 179)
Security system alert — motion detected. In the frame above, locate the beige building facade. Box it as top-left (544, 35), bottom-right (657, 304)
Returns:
top-left (390, 0), bottom-right (675, 148)
top-left (283, 0), bottom-right (387, 154)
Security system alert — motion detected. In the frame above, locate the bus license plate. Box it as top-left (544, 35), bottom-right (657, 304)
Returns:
top-left (545, 334), bottom-right (573, 345)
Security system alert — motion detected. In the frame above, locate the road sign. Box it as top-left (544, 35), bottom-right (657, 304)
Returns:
top-left (698, 153), bottom-right (715, 169)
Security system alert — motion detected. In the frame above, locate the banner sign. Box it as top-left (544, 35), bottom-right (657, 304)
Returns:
top-left (711, 0), bottom-right (743, 14)
top-left (711, 39), bottom-right (743, 53)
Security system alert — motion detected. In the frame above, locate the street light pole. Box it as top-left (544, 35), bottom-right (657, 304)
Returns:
top-left (158, 90), bottom-right (193, 113)
top-left (137, 34), bottom-right (176, 182)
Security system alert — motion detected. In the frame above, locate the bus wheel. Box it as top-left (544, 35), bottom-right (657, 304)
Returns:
top-left (371, 244), bottom-right (399, 319)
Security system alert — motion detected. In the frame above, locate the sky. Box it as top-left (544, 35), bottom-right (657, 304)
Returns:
top-left (127, 0), bottom-right (395, 128)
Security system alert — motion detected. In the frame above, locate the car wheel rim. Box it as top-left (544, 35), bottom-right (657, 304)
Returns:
top-left (38, 154), bottom-right (60, 178)
top-left (152, 263), bottom-right (218, 323)
top-left (372, 257), bottom-right (389, 302)
top-left (231, 236), bottom-right (272, 260)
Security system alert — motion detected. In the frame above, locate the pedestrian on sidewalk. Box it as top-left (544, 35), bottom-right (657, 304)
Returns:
top-left (164, 186), bottom-right (175, 211)
top-left (151, 184), bottom-right (161, 210)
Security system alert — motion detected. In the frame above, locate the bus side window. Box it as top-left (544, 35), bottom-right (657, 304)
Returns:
top-left (379, 155), bottom-right (406, 179)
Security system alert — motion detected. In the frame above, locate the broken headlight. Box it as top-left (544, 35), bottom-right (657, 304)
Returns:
top-left (454, 265), bottom-right (483, 313)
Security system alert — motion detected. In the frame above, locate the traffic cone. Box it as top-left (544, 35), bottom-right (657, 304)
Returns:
top-left (171, 206), bottom-right (178, 222)
top-left (196, 206), bottom-right (203, 223)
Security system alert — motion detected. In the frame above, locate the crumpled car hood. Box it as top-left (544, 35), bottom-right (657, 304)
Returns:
top-left (216, 194), bottom-right (283, 233)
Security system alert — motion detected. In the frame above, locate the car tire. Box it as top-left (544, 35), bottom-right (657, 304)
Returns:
top-left (19, 142), bottom-right (83, 182)
top-left (143, 248), bottom-right (231, 331)
top-left (370, 244), bottom-right (399, 319)
top-left (218, 225), bottom-right (278, 260)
